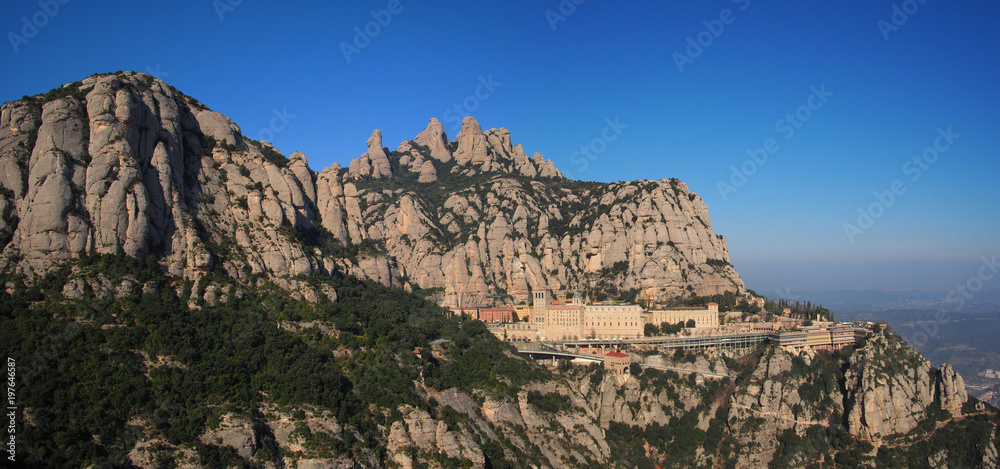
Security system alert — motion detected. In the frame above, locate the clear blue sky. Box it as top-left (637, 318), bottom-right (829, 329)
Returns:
top-left (3, 0), bottom-right (998, 293)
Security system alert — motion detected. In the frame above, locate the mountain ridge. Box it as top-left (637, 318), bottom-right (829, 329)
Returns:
top-left (0, 71), bottom-right (744, 306)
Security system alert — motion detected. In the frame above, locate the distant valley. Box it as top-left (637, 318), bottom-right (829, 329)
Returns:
top-left (838, 305), bottom-right (1000, 407)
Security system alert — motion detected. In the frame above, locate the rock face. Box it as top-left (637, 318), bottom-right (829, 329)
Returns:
top-left (936, 362), bottom-right (969, 417)
top-left (1, 73), bottom-right (343, 287)
top-left (842, 333), bottom-right (969, 441)
top-left (327, 117), bottom-right (744, 304)
top-left (0, 72), bottom-right (744, 304)
top-left (413, 117), bottom-right (451, 163)
top-left (200, 414), bottom-right (258, 459)
top-left (714, 332), bottom-right (975, 466)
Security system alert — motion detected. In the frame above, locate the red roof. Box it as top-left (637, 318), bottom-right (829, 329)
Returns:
top-left (606, 352), bottom-right (629, 358)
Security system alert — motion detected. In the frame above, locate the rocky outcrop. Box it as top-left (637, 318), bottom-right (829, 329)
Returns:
top-left (352, 174), bottom-right (743, 304)
top-left (723, 332), bottom-right (972, 452)
top-left (385, 404), bottom-right (486, 467)
top-left (417, 159), bottom-right (437, 183)
top-left (413, 117), bottom-right (451, 162)
top-left (844, 335), bottom-right (938, 441)
top-left (983, 430), bottom-right (999, 468)
top-left (341, 124), bottom-right (743, 303)
top-left (713, 332), bottom-right (977, 465)
top-left (348, 129), bottom-right (392, 179)
top-left (453, 116), bottom-right (490, 168)
top-left (0, 73), bottom-right (742, 305)
top-left (936, 363), bottom-right (968, 417)
top-left (200, 414), bottom-right (258, 459)
top-left (0, 73), bottom-right (342, 291)
top-left (840, 333), bottom-right (969, 442)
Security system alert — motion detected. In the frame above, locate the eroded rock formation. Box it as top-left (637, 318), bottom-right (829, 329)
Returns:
top-left (0, 73), bottom-right (743, 305)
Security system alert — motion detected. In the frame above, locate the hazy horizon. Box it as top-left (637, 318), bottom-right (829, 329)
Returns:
top-left (736, 257), bottom-right (1000, 292)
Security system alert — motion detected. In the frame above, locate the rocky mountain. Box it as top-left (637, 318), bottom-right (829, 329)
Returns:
top-left (0, 72), bottom-right (742, 306)
top-left (3, 73), bottom-right (997, 469)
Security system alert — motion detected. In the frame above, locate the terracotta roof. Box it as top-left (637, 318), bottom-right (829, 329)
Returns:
top-left (606, 352), bottom-right (629, 358)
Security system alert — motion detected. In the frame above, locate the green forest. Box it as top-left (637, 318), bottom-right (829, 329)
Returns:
top-left (0, 253), bottom-right (535, 468)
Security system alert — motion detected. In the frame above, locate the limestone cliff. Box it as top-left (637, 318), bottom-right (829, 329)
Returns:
top-left (843, 333), bottom-right (969, 441)
top-left (0, 72), bottom-right (744, 305)
top-left (1, 73), bottom-right (316, 283)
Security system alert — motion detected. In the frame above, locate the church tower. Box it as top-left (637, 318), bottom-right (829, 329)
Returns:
top-left (532, 289), bottom-right (550, 339)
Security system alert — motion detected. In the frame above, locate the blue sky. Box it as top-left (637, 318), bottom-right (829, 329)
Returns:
top-left (2, 0), bottom-right (998, 293)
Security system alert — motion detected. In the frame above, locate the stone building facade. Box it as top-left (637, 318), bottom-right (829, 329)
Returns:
top-left (582, 303), bottom-right (643, 340)
top-left (495, 291), bottom-right (723, 342)
top-left (645, 303), bottom-right (720, 329)
top-left (498, 290), bottom-right (644, 341)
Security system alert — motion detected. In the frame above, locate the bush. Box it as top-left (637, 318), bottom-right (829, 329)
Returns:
top-left (588, 363), bottom-right (606, 386)
top-left (526, 391), bottom-right (571, 414)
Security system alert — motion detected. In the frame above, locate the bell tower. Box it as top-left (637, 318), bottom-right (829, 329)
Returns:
top-left (532, 289), bottom-right (550, 339)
